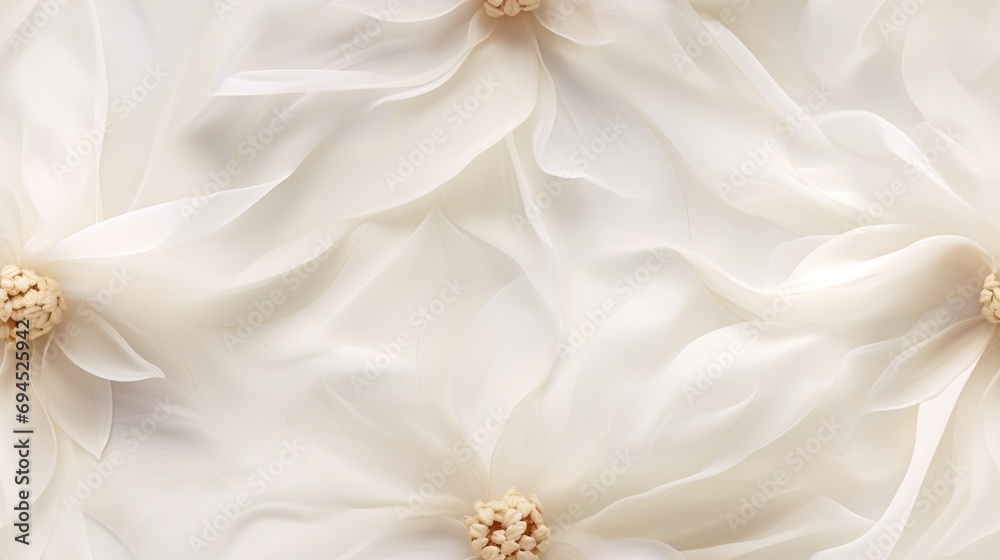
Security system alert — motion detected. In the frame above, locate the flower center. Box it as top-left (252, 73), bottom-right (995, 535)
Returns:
top-left (1, 266), bottom-right (67, 343)
top-left (465, 488), bottom-right (551, 560)
top-left (483, 0), bottom-right (540, 17)
top-left (981, 272), bottom-right (1000, 325)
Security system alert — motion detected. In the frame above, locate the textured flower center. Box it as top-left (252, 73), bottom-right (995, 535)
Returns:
top-left (981, 272), bottom-right (1000, 325)
top-left (0, 266), bottom-right (67, 343)
top-left (465, 488), bottom-right (551, 560)
top-left (483, 0), bottom-right (540, 17)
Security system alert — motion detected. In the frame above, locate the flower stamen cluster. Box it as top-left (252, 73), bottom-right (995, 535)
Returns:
top-left (465, 488), bottom-right (551, 560)
top-left (981, 272), bottom-right (1000, 325)
top-left (1, 266), bottom-right (67, 343)
top-left (483, 0), bottom-right (540, 17)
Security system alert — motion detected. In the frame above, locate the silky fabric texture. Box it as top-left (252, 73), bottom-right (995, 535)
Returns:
top-left (2, 1), bottom-right (999, 560)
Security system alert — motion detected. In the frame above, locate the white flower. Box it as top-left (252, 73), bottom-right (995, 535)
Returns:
top-left (231, 211), bottom-right (933, 558)
top-left (660, 1), bottom-right (1000, 554)
top-left (207, 0), bottom-right (766, 233)
top-left (0, 2), bottom-right (341, 554)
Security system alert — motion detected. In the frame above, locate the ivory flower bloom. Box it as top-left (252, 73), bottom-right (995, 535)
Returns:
top-left (0, 1), bottom-right (340, 556)
top-left (190, 170), bottom-right (967, 559)
top-left (671, 0), bottom-right (1000, 556)
top-left (206, 0), bottom-right (782, 241)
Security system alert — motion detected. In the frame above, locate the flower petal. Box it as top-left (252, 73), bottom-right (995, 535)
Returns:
top-left (36, 344), bottom-right (114, 457)
top-left (335, 0), bottom-right (470, 22)
top-left (863, 317), bottom-right (993, 413)
top-left (217, 30), bottom-right (540, 220)
top-left (533, 0), bottom-right (612, 47)
top-left (571, 538), bottom-right (686, 559)
top-left (4, 0), bottom-right (107, 253)
top-left (213, 4), bottom-right (491, 96)
top-left (531, 49), bottom-right (664, 199)
top-left (37, 179), bottom-right (281, 263)
top-left (55, 312), bottom-right (164, 382)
